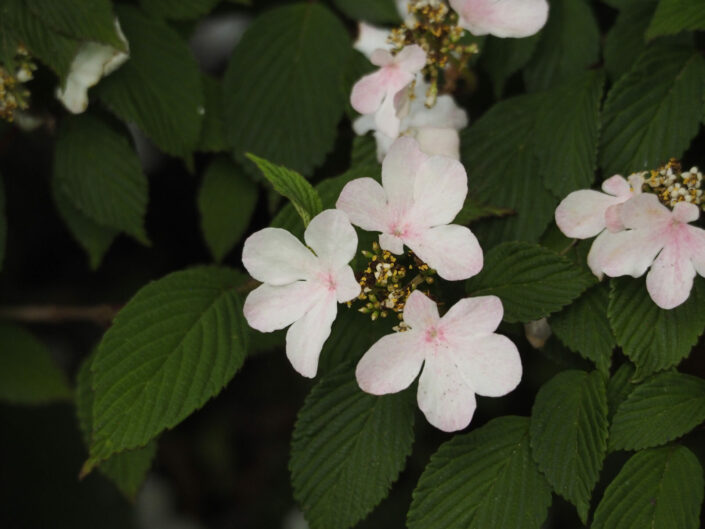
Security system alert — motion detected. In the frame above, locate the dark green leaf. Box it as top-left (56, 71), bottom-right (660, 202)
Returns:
top-left (407, 416), bottom-right (552, 529)
top-left (0, 174), bottom-right (6, 271)
top-left (350, 133), bottom-right (379, 169)
top-left (224, 3), bottom-right (350, 175)
top-left (646, 0), bottom-right (705, 38)
top-left (454, 199), bottom-right (513, 226)
top-left (606, 363), bottom-right (636, 422)
top-left (604, 2), bottom-right (658, 82)
top-left (140, 0), bottom-right (221, 20)
top-left (592, 446), bottom-right (704, 529)
top-left (331, 0), bottom-right (401, 24)
top-left (465, 242), bottom-right (595, 323)
top-left (197, 75), bottom-right (228, 153)
top-left (530, 370), bottom-right (609, 523)
top-left (481, 35), bottom-right (539, 98)
top-left (290, 364), bottom-right (415, 529)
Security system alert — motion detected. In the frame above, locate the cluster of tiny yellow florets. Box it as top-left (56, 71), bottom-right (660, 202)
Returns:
top-left (0, 45), bottom-right (36, 122)
top-left (643, 159), bottom-right (704, 209)
top-left (390, 0), bottom-right (478, 106)
top-left (349, 241), bottom-right (435, 331)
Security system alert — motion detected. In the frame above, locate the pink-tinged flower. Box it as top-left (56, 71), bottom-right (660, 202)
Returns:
top-left (356, 291), bottom-right (522, 432)
top-left (587, 194), bottom-right (705, 309)
top-left (449, 0), bottom-right (549, 38)
top-left (336, 137), bottom-right (482, 281)
top-left (555, 173), bottom-right (645, 239)
top-left (354, 22), bottom-right (393, 59)
top-left (350, 45), bottom-right (427, 138)
top-left (242, 209), bottom-right (361, 377)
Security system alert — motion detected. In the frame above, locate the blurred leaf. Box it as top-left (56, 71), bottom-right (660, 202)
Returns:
top-left (224, 3), bottom-right (350, 175)
top-left (536, 70), bottom-right (604, 198)
top-left (350, 134), bottom-right (379, 168)
top-left (198, 75), bottom-right (228, 153)
top-left (407, 416), bottom-right (552, 529)
top-left (523, 0), bottom-right (600, 92)
top-left (530, 370), bottom-right (609, 523)
top-left (87, 267), bottom-right (248, 468)
top-left (140, 0), bottom-right (221, 19)
top-left (0, 322), bottom-right (72, 405)
top-left (592, 446), bottom-right (704, 529)
top-left (606, 363), bottom-right (636, 422)
top-left (96, 5), bottom-right (204, 158)
top-left (0, 175), bottom-right (5, 271)
top-left (75, 354), bottom-right (156, 499)
top-left (646, 0), bottom-right (705, 38)
top-left (26, 0), bottom-right (124, 50)
top-left (290, 364), bottom-right (415, 529)
top-left (609, 371), bottom-right (705, 451)
top-left (330, 0), bottom-right (401, 24)
top-left (247, 154), bottom-right (322, 227)
top-left (465, 242), bottom-right (595, 323)
top-left (54, 113), bottom-right (148, 244)
top-left (608, 277), bottom-right (705, 378)
top-left (198, 156), bottom-right (257, 262)
top-left (481, 35), bottom-right (539, 98)
top-left (600, 43), bottom-right (705, 176)
top-left (551, 284), bottom-right (614, 375)
top-left (604, 2), bottom-right (658, 82)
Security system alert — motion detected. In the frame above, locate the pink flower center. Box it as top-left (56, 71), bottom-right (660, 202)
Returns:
top-left (319, 272), bottom-right (337, 292)
top-left (424, 326), bottom-right (446, 345)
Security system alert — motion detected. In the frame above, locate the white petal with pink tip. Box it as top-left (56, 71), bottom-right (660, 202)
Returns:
top-left (449, 0), bottom-right (549, 38)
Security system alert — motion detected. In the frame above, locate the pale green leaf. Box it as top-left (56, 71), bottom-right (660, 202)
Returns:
top-left (465, 242), bottom-right (595, 323)
top-left (198, 157), bottom-right (257, 263)
top-left (604, 1), bottom-right (658, 82)
top-left (592, 446), bottom-right (704, 529)
top-left (530, 370), bottom-right (609, 523)
top-left (608, 277), bottom-right (705, 378)
top-left (551, 284), bottom-right (614, 375)
top-left (96, 5), bottom-right (204, 158)
top-left (481, 34), bottom-right (539, 98)
top-left (224, 3), bottom-right (350, 175)
top-left (0, 322), bottom-right (72, 405)
top-left (609, 371), bottom-right (705, 451)
top-left (646, 0), bottom-right (705, 38)
top-left (600, 43), bottom-right (705, 176)
top-left (290, 364), bottom-right (415, 529)
top-left (407, 416), bottom-right (552, 529)
top-left (247, 154), bottom-right (322, 227)
top-left (331, 0), bottom-right (401, 24)
top-left (87, 267), bottom-right (247, 467)
top-left (54, 114), bottom-right (148, 244)
top-left (140, 0), bottom-right (221, 20)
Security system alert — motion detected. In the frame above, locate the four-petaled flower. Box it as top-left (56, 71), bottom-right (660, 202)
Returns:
top-left (337, 137), bottom-right (482, 281)
top-left (356, 290), bottom-right (522, 432)
top-left (242, 209), bottom-right (361, 378)
top-left (449, 0), bottom-right (549, 38)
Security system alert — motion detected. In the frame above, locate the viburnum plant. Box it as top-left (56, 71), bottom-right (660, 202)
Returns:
top-left (1, 0), bottom-right (705, 528)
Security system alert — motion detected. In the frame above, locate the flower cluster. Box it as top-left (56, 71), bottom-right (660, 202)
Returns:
top-left (0, 45), bottom-right (36, 122)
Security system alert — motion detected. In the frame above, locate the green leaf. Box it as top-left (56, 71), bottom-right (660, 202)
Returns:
top-left (608, 277), bottom-right (705, 378)
top-left (0, 174), bottom-right (6, 271)
top-left (197, 75), bottom-right (228, 153)
top-left (592, 446), bottom-right (704, 529)
top-left (331, 0), bottom-right (401, 24)
top-left (465, 242), bottom-right (595, 323)
top-left (454, 199), bottom-right (513, 226)
top-left (481, 34), bottom-right (539, 98)
top-left (54, 114), bottom-right (148, 244)
top-left (600, 43), bottom-right (705, 176)
top-left (606, 363), bottom-right (636, 422)
top-left (0, 322), bottom-right (72, 405)
top-left (290, 364), bottom-right (415, 529)
top-left (75, 354), bottom-right (156, 499)
top-left (609, 371), bottom-right (705, 451)
top-left (140, 0), bottom-right (221, 20)
top-left (247, 154), bottom-right (322, 227)
top-left (646, 0), bottom-right (705, 38)
top-left (530, 370), bottom-right (609, 523)
top-left (198, 157), bottom-right (257, 263)
top-left (536, 70), bottom-right (604, 198)
top-left (87, 267), bottom-right (248, 468)
top-left (407, 416), bottom-right (552, 529)
top-left (26, 0), bottom-right (124, 50)
top-left (350, 134), bottom-right (379, 169)
top-left (224, 3), bottom-right (350, 175)
top-left (604, 1), bottom-right (658, 82)
top-left (96, 5), bottom-right (204, 158)
top-left (551, 284), bottom-right (614, 375)
top-left (523, 0), bottom-right (600, 92)
top-left (461, 94), bottom-right (557, 245)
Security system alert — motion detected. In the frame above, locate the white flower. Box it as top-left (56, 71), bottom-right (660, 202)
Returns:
top-left (242, 209), bottom-right (361, 377)
top-left (353, 22), bottom-right (394, 58)
top-left (449, 0), bottom-right (549, 38)
top-left (336, 137), bottom-right (482, 281)
top-left (356, 290), bottom-right (522, 432)
top-left (56, 20), bottom-right (129, 114)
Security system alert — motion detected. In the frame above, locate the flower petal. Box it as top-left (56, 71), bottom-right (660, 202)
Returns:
top-left (555, 190), bottom-right (619, 239)
top-left (242, 227), bottom-right (318, 285)
top-left (354, 23), bottom-right (392, 59)
top-left (688, 225), bottom-right (705, 277)
top-left (286, 293), bottom-right (337, 378)
top-left (304, 209), bottom-right (358, 269)
top-left (604, 203), bottom-right (626, 233)
top-left (356, 331), bottom-right (426, 395)
top-left (587, 228), bottom-right (664, 279)
top-left (243, 281), bottom-right (317, 332)
top-left (403, 290), bottom-right (440, 331)
top-left (411, 128), bottom-right (461, 160)
top-left (620, 193), bottom-right (671, 229)
top-left (417, 355), bottom-right (476, 432)
top-left (440, 295), bottom-right (504, 338)
top-left (395, 44), bottom-right (427, 73)
top-left (673, 201), bottom-right (700, 224)
top-left (410, 154), bottom-right (468, 227)
top-left (379, 233), bottom-right (405, 254)
top-left (406, 224), bottom-right (483, 281)
top-left (350, 70), bottom-right (388, 115)
top-left (646, 241), bottom-right (696, 309)
top-left (453, 334), bottom-right (522, 397)
top-left (334, 266), bottom-right (361, 303)
top-left (405, 91), bottom-right (468, 130)
top-left (450, 0), bottom-right (549, 38)
top-left (382, 137), bottom-right (427, 216)
top-left (374, 85), bottom-right (403, 138)
top-left (336, 177), bottom-right (389, 233)
top-left (601, 174), bottom-right (631, 197)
